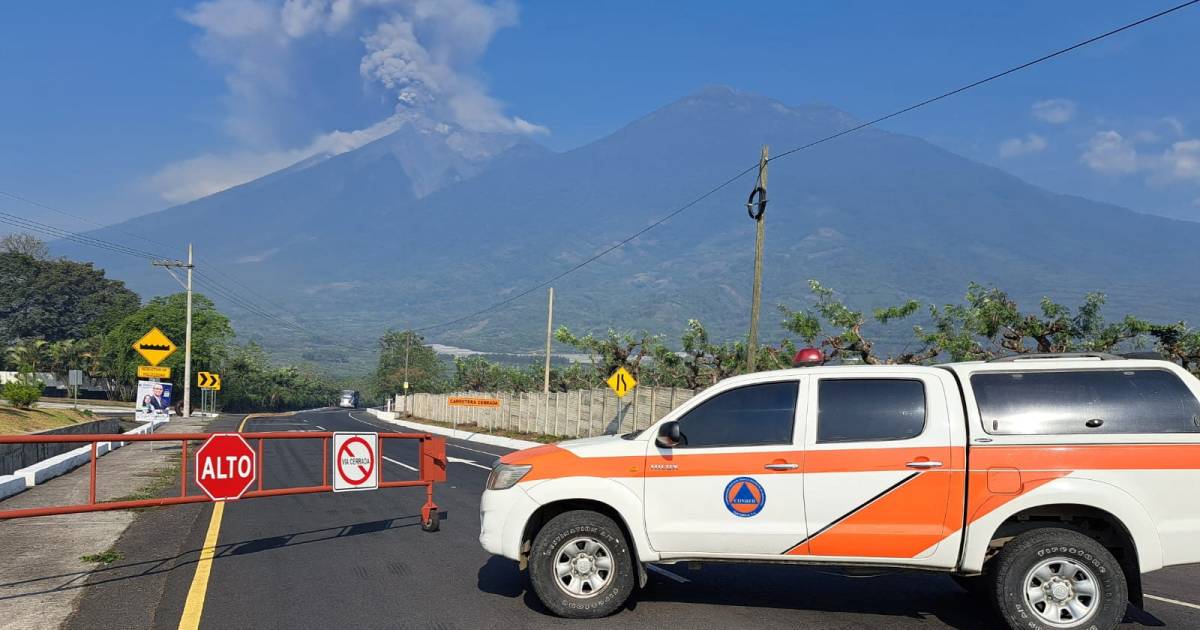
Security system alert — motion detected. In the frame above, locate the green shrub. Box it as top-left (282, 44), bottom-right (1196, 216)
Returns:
top-left (3, 380), bottom-right (42, 408)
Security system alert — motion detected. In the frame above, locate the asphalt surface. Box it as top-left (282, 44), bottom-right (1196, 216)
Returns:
top-left (63, 408), bottom-right (1200, 629)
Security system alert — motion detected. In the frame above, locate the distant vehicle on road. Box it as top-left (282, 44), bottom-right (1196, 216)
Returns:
top-left (480, 353), bottom-right (1200, 628)
top-left (338, 390), bottom-right (359, 409)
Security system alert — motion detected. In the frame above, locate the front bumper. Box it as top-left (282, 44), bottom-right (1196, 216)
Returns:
top-left (479, 484), bottom-right (541, 560)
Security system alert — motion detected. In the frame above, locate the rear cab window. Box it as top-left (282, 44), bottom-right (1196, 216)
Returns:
top-left (971, 368), bottom-right (1200, 435)
top-left (816, 379), bottom-right (927, 443)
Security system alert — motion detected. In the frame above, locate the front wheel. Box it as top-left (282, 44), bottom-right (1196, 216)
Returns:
top-left (528, 510), bottom-right (635, 618)
top-left (990, 527), bottom-right (1128, 630)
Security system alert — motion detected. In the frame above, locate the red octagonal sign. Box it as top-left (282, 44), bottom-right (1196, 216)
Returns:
top-left (195, 433), bottom-right (256, 501)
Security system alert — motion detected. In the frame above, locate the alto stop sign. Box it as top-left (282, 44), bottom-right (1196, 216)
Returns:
top-left (195, 433), bottom-right (256, 500)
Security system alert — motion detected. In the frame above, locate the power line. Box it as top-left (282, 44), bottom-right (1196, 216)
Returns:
top-left (407, 0), bottom-right (1199, 333)
top-left (769, 0), bottom-right (1200, 164)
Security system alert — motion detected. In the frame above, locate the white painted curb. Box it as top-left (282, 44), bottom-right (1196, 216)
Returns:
top-left (366, 408), bottom-right (541, 451)
top-left (9, 418), bottom-right (167, 491)
top-left (0, 474), bottom-right (25, 501)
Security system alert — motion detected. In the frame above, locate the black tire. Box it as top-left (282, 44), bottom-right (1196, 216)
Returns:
top-left (528, 510), bottom-right (635, 619)
top-left (421, 510), bottom-right (440, 532)
top-left (990, 527), bottom-right (1127, 630)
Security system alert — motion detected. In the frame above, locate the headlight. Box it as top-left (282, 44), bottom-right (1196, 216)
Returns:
top-left (486, 463), bottom-right (531, 490)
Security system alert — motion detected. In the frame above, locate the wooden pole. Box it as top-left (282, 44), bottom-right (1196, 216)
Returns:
top-left (543, 287), bottom-right (554, 394)
top-left (747, 145), bottom-right (769, 372)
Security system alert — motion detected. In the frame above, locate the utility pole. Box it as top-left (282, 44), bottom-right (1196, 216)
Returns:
top-left (746, 145), bottom-right (769, 373)
top-left (403, 332), bottom-right (412, 417)
top-left (543, 287), bottom-right (554, 394)
top-left (152, 243), bottom-right (195, 417)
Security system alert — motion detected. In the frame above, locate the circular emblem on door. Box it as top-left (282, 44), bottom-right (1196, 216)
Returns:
top-left (724, 476), bottom-right (766, 518)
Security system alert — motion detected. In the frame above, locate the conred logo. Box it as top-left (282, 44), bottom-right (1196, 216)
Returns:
top-left (724, 476), bottom-right (766, 518)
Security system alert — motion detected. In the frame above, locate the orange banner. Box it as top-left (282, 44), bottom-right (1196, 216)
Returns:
top-left (447, 397), bottom-right (501, 408)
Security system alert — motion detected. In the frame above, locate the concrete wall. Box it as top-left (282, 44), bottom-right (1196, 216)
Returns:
top-left (0, 418), bottom-right (120, 476)
top-left (394, 386), bottom-right (699, 438)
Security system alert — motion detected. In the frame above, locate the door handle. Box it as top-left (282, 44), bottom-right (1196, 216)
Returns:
top-left (764, 463), bottom-right (799, 471)
top-left (905, 460), bottom-right (943, 469)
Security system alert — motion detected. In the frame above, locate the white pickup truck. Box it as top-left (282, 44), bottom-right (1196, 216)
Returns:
top-left (479, 354), bottom-right (1200, 629)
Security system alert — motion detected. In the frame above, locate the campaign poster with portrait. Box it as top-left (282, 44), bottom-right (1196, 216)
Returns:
top-left (135, 380), bottom-right (172, 423)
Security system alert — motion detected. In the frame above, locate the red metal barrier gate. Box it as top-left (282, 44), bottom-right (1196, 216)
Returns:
top-left (0, 432), bottom-right (447, 529)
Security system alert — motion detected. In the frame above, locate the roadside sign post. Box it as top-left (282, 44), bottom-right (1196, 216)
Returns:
top-left (332, 432), bottom-right (379, 492)
top-left (68, 369), bottom-right (82, 409)
top-left (606, 367), bottom-right (637, 432)
top-left (195, 433), bottom-right (256, 501)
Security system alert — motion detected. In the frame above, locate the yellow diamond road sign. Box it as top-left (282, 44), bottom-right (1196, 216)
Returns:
top-left (132, 327), bottom-right (177, 367)
top-left (606, 366), bottom-right (637, 398)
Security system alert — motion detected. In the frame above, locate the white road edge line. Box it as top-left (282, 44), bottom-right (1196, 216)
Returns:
top-left (315, 425), bottom-right (326, 431)
top-left (1146, 594), bottom-right (1200, 611)
top-left (448, 456), bottom-right (491, 470)
top-left (383, 456), bottom-right (417, 472)
top-left (646, 564), bottom-right (690, 584)
top-left (448, 443), bottom-right (502, 458)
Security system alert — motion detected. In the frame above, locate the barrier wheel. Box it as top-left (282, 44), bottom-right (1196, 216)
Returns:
top-left (421, 510), bottom-right (440, 532)
top-left (529, 510), bottom-right (634, 618)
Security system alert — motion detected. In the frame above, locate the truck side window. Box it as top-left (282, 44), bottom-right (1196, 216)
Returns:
top-left (817, 379), bottom-right (927, 443)
top-left (675, 381), bottom-right (798, 448)
top-left (973, 369), bottom-right (1200, 435)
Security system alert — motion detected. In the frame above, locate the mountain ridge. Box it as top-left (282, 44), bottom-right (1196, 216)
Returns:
top-left (56, 86), bottom-right (1200, 368)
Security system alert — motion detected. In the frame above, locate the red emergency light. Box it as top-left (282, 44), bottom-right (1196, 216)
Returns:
top-left (793, 347), bottom-right (824, 367)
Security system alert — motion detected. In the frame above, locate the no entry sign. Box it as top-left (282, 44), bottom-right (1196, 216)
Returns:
top-left (195, 433), bottom-right (256, 501)
top-left (333, 432), bottom-right (379, 492)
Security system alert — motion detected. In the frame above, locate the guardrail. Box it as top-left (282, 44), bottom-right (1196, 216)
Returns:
top-left (0, 432), bottom-right (447, 530)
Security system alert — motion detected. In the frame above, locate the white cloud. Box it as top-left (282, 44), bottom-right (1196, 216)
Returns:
top-left (1162, 116), bottom-right (1185, 137)
top-left (155, 0), bottom-right (544, 203)
top-left (1032, 98), bottom-right (1076, 124)
top-left (998, 134), bottom-right (1047, 159)
top-left (1081, 131), bottom-right (1138, 174)
top-left (148, 115), bottom-right (406, 203)
top-left (1161, 139), bottom-right (1200, 182)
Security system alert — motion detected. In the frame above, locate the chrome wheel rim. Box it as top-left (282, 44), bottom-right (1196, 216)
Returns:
top-left (553, 536), bottom-right (614, 599)
top-left (1023, 557), bottom-right (1100, 628)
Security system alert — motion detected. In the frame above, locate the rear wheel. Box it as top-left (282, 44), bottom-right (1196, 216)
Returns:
top-left (990, 527), bottom-right (1127, 630)
top-left (528, 510), bottom-right (635, 618)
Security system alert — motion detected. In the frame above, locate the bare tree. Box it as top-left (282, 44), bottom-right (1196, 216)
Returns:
top-left (0, 233), bottom-right (49, 259)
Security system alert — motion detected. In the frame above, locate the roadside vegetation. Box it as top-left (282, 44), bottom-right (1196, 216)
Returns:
top-left (79, 548), bottom-right (123, 565)
top-left (0, 404), bottom-right (94, 434)
top-left (1, 237), bottom-right (339, 413)
top-left (372, 280), bottom-right (1200, 399)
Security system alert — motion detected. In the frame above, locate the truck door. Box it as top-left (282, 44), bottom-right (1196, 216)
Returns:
top-left (643, 378), bottom-right (809, 556)
top-left (793, 372), bottom-right (963, 567)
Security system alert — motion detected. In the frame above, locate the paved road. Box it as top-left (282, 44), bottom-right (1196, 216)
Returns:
top-left (66, 408), bottom-right (1200, 629)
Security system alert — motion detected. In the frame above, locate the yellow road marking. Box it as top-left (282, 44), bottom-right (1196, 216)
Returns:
top-left (177, 501), bottom-right (225, 630)
top-left (178, 414), bottom-right (250, 630)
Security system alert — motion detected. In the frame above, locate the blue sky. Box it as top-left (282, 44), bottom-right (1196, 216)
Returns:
top-left (1, 0), bottom-right (1198, 227)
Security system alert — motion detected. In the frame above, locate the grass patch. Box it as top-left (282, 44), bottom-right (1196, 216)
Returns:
top-left (407, 416), bottom-right (560, 444)
top-left (80, 548), bottom-right (123, 565)
top-left (106, 452), bottom-right (183, 509)
top-left (0, 404), bottom-right (96, 433)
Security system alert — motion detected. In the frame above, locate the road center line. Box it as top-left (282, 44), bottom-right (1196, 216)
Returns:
top-left (177, 501), bottom-right (225, 630)
top-left (383, 455), bottom-right (417, 471)
top-left (1146, 593), bottom-right (1200, 610)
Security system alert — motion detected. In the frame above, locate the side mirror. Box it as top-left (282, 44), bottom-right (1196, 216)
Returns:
top-left (656, 421), bottom-right (684, 449)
